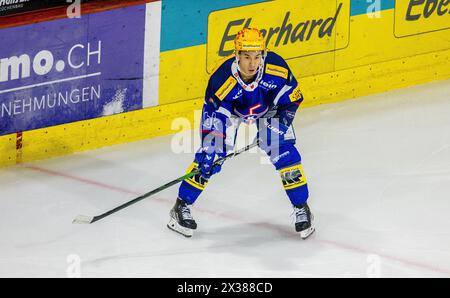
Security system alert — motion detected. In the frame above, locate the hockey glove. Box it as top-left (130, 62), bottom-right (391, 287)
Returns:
top-left (195, 147), bottom-right (224, 179)
top-left (257, 118), bottom-right (290, 153)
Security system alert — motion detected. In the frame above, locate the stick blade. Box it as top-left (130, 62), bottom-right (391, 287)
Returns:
top-left (73, 215), bottom-right (94, 224)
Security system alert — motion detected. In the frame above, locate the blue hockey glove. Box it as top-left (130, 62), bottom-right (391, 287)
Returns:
top-left (257, 118), bottom-right (290, 153)
top-left (195, 147), bottom-right (224, 179)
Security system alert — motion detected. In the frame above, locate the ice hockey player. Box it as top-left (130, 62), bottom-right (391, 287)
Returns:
top-left (167, 28), bottom-right (315, 239)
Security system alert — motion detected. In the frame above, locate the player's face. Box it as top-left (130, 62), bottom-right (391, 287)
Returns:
top-left (238, 51), bottom-right (263, 78)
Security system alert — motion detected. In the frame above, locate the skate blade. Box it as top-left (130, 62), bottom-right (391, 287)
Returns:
top-left (300, 226), bottom-right (315, 239)
top-left (167, 218), bottom-right (194, 238)
top-left (299, 214), bottom-right (315, 239)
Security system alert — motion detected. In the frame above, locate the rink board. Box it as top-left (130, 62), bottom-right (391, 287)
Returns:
top-left (1, 0), bottom-right (450, 167)
top-left (0, 5), bottom-right (146, 136)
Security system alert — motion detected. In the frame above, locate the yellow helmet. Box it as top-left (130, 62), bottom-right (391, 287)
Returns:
top-left (234, 28), bottom-right (266, 52)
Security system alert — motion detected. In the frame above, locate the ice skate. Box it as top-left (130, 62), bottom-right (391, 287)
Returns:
top-left (167, 198), bottom-right (197, 237)
top-left (293, 202), bottom-right (315, 239)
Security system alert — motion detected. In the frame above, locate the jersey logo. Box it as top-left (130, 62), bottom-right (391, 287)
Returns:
top-left (279, 164), bottom-right (307, 190)
top-left (232, 89), bottom-right (243, 100)
top-left (265, 63), bottom-right (289, 79)
top-left (259, 79), bottom-right (278, 90)
top-left (215, 76), bottom-right (237, 101)
top-left (233, 104), bottom-right (269, 124)
top-left (289, 85), bottom-right (303, 102)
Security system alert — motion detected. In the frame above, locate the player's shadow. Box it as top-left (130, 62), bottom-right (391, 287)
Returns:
top-left (193, 220), bottom-right (318, 274)
top-left (193, 210), bottom-right (383, 277)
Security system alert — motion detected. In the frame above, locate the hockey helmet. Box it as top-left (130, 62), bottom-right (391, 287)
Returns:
top-left (234, 28), bottom-right (266, 53)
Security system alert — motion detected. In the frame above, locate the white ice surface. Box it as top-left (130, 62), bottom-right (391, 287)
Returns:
top-left (1, 80), bottom-right (450, 278)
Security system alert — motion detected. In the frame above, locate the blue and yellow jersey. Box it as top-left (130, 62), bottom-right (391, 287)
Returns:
top-left (201, 51), bottom-right (303, 144)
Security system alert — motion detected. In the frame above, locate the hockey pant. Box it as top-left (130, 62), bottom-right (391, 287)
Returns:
top-left (178, 119), bottom-right (309, 206)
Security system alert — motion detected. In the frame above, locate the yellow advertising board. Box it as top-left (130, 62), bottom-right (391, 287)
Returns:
top-left (395, 0), bottom-right (450, 37)
top-left (3, 0), bottom-right (450, 168)
top-left (207, 0), bottom-right (350, 73)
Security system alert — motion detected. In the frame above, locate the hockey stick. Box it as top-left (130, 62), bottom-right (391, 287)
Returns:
top-left (73, 140), bottom-right (259, 224)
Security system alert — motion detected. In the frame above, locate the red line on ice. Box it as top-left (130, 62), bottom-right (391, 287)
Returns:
top-left (22, 165), bottom-right (140, 196)
top-left (21, 164), bottom-right (450, 276)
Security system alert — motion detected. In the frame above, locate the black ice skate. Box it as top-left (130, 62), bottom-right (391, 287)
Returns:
top-left (167, 198), bottom-right (197, 237)
top-left (293, 202), bottom-right (315, 239)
